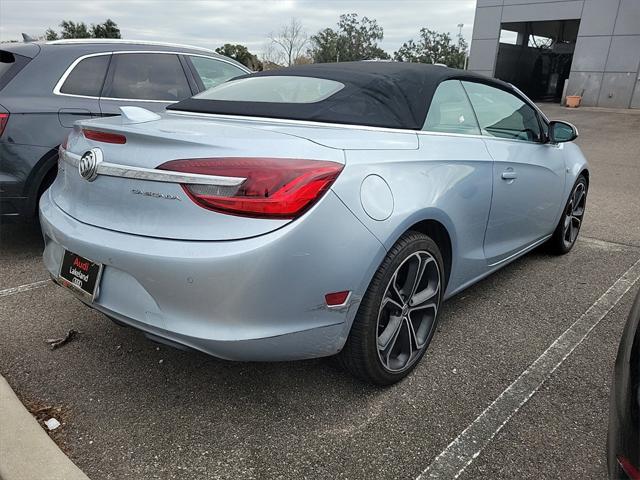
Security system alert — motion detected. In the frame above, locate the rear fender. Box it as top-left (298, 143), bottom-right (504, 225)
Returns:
top-left (24, 147), bottom-right (59, 214)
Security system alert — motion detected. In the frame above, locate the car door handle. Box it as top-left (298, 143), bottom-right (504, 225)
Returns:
top-left (501, 170), bottom-right (517, 180)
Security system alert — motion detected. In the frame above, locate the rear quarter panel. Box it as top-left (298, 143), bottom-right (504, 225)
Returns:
top-left (331, 131), bottom-right (494, 297)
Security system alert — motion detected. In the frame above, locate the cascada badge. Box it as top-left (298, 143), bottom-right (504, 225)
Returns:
top-left (79, 148), bottom-right (102, 182)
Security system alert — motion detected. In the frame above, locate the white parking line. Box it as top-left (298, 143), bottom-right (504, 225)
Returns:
top-left (0, 280), bottom-right (50, 298)
top-left (418, 257), bottom-right (640, 480)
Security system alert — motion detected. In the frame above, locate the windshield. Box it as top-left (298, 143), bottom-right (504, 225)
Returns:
top-left (194, 75), bottom-right (345, 103)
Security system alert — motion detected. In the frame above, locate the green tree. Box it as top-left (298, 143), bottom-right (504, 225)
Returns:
top-left (309, 28), bottom-right (339, 63)
top-left (44, 29), bottom-right (59, 40)
top-left (59, 20), bottom-right (91, 39)
top-left (309, 14), bottom-right (390, 63)
top-left (91, 19), bottom-right (121, 39)
top-left (45, 19), bottom-right (121, 40)
top-left (394, 29), bottom-right (468, 69)
top-left (215, 44), bottom-right (263, 71)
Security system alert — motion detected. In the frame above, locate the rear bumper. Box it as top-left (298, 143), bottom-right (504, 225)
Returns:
top-left (39, 189), bottom-right (385, 361)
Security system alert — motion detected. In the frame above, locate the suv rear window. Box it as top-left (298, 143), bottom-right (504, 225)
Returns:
top-left (60, 55), bottom-right (111, 97)
top-left (105, 53), bottom-right (191, 101)
top-left (194, 76), bottom-right (345, 103)
top-left (0, 50), bottom-right (31, 91)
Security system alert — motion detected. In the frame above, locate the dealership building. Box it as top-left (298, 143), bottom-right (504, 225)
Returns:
top-left (468, 0), bottom-right (640, 108)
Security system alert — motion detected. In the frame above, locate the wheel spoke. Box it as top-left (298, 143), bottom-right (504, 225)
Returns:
top-left (410, 282), bottom-right (439, 308)
top-left (573, 185), bottom-right (585, 207)
top-left (378, 314), bottom-right (402, 351)
top-left (381, 317), bottom-right (407, 369)
top-left (569, 222), bottom-right (576, 243)
top-left (571, 184), bottom-right (586, 217)
top-left (563, 215), bottom-right (572, 242)
top-left (409, 255), bottom-right (431, 300)
top-left (408, 303), bottom-right (437, 349)
top-left (570, 217), bottom-right (580, 242)
top-left (398, 254), bottom-right (422, 302)
top-left (404, 317), bottom-right (416, 357)
top-left (389, 273), bottom-right (404, 305)
top-left (381, 295), bottom-right (403, 312)
top-left (409, 301), bottom-right (438, 315)
top-left (571, 215), bottom-right (581, 229)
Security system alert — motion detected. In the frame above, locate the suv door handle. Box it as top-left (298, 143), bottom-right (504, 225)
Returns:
top-left (501, 169), bottom-right (517, 180)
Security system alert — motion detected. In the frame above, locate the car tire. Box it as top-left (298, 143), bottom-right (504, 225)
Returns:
top-left (548, 174), bottom-right (588, 255)
top-left (337, 231), bottom-right (444, 385)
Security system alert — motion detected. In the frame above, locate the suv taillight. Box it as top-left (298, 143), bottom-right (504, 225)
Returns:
top-left (0, 113), bottom-right (9, 137)
top-left (159, 157), bottom-right (343, 219)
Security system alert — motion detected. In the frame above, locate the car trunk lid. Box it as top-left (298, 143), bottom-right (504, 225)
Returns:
top-left (51, 113), bottom-right (345, 241)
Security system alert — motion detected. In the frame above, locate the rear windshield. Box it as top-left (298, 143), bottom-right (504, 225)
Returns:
top-left (194, 76), bottom-right (345, 104)
top-left (0, 50), bottom-right (31, 91)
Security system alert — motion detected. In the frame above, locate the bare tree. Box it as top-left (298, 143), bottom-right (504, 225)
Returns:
top-left (268, 18), bottom-right (309, 67)
top-left (260, 41), bottom-right (283, 69)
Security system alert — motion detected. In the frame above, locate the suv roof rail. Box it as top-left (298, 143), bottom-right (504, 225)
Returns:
top-left (45, 39), bottom-right (217, 54)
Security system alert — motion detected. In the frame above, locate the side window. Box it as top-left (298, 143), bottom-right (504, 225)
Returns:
top-left (461, 81), bottom-right (542, 143)
top-left (60, 55), bottom-right (110, 97)
top-left (423, 80), bottom-right (480, 135)
top-left (105, 53), bottom-right (191, 101)
top-left (188, 56), bottom-right (246, 90)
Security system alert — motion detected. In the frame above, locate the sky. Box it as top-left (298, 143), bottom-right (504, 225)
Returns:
top-left (0, 0), bottom-right (476, 57)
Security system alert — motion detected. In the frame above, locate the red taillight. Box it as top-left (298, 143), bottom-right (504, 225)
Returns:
top-left (82, 129), bottom-right (126, 144)
top-left (159, 157), bottom-right (343, 219)
top-left (325, 291), bottom-right (351, 306)
top-left (0, 113), bottom-right (9, 137)
top-left (618, 456), bottom-right (640, 480)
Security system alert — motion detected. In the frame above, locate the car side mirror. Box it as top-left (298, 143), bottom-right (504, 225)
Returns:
top-left (549, 121), bottom-right (578, 143)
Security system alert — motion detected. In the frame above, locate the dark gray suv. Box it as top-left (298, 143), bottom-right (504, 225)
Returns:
top-left (0, 39), bottom-right (250, 221)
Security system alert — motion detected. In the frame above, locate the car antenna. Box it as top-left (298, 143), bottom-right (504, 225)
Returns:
top-left (22, 33), bottom-right (37, 43)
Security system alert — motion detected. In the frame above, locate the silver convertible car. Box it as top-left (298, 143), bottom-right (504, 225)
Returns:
top-left (40, 62), bottom-right (589, 384)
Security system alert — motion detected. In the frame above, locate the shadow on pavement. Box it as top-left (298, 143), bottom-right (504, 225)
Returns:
top-left (0, 221), bottom-right (43, 256)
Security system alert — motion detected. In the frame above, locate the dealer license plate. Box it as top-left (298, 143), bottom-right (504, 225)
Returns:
top-left (58, 250), bottom-right (103, 301)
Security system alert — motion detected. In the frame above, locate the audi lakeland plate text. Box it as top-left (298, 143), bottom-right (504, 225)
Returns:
top-left (40, 62), bottom-right (589, 385)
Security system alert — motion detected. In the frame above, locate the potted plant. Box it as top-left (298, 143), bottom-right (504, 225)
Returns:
top-left (566, 88), bottom-right (584, 108)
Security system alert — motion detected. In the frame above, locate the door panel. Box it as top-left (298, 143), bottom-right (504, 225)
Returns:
top-left (482, 139), bottom-right (565, 263)
top-left (461, 80), bottom-right (566, 264)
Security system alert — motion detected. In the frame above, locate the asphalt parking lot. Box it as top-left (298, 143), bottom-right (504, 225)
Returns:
top-left (1, 104), bottom-right (639, 480)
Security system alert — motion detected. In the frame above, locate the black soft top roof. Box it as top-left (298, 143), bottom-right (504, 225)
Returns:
top-left (168, 62), bottom-right (506, 130)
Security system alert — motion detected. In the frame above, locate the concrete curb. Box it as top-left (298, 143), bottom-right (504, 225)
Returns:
top-left (0, 375), bottom-right (89, 480)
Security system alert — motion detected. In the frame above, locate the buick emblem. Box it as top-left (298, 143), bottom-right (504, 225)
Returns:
top-left (79, 148), bottom-right (102, 182)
